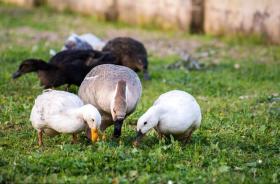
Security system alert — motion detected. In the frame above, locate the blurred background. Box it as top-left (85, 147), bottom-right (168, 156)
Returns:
top-left (1, 0), bottom-right (280, 44)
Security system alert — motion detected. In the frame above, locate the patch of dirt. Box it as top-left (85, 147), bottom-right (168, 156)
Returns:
top-left (0, 26), bottom-right (63, 51)
top-left (0, 6), bottom-right (32, 17)
top-left (1, 25), bottom-right (205, 58)
top-left (13, 27), bottom-right (60, 42)
top-left (105, 29), bottom-right (202, 57)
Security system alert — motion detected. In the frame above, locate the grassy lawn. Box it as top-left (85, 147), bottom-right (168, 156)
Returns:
top-left (0, 3), bottom-right (279, 184)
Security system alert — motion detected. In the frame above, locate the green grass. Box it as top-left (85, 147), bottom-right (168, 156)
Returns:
top-left (0, 4), bottom-right (280, 184)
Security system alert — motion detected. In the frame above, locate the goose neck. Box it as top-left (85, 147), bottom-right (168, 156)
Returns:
top-left (110, 80), bottom-right (127, 121)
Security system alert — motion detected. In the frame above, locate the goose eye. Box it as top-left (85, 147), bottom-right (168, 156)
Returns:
top-left (144, 122), bottom-right (147, 125)
top-left (113, 109), bottom-right (116, 113)
top-left (92, 119), bottom-right (95, 122)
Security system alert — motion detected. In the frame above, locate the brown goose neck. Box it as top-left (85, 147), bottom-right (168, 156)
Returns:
top-left (115, 80), bottom-right (127, 101)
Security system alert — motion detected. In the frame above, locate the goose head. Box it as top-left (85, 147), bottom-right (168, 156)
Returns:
top-left (80, 104), bottom-right (102, 142)
top-left (64, 33), bottom-right (79, 50)
top-left (12, 59), bottom-right (48, 79)
top-left (134, 106), bottom-right (160, 145)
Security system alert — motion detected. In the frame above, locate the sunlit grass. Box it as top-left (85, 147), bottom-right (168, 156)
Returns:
top-left (0, 4), bottom-right (279, 184)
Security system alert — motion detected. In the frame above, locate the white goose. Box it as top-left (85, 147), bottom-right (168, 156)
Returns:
top-left (30, 89), bottom-right (101, 146)
top-left (135, 90), bottom-right (202, 145)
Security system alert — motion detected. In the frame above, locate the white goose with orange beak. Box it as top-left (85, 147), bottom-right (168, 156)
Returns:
top-left (30, 89), bottom-right (101, 146)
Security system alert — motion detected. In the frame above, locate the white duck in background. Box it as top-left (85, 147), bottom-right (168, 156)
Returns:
top-left (49, 33), bottom-right (106, 56)
top-left (63, 33), bottom-right (106, 51)
top-left (135, 90), bottom-right (202, 145)
top-left (78, 33), bottom-right (106, 51)
top-left (30, 89), bottom-right (101, 146)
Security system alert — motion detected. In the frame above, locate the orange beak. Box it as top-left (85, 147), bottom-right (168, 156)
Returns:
top-left (90, 128), bottom-right (99, 142)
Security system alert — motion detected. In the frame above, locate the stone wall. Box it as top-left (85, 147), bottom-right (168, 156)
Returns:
top-left (117, 0), bottom-right (192, 31)
top-left (46, 0), bottom-right (117, 20)
top-left (2, 0), bottom-right (280, 43)
top-left (204, 0), bottom-right (280, 43)
top-left (45, 0), bottom-right (193, 30)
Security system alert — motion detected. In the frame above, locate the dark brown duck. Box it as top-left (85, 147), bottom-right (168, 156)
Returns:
top-left (102, 37), bottom-right (150, 80)
top-left (12, 50), bottom-right (116, 89)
